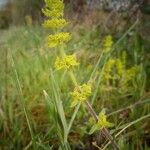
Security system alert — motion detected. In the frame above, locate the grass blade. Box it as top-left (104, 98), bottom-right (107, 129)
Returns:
top-left (10, 52), bottom-right (36, 149)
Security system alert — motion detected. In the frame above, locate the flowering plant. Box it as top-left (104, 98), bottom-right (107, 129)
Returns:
top-left (42, 0), bottom-right (119, 149)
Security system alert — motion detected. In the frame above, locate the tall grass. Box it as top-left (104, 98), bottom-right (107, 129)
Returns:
top-left (0, 21), bottom-right (150, 149)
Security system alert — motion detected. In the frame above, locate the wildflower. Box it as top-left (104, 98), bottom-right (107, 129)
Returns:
top-left (126, 65), bottom-right (139, 81)
top-left (55, 54), bottom-right (79, 70)
top-left (43, 0), bottom-right (71, 48)
top-left (97, 112), bottom-right (114, 129)
top-left (120, 65), bottom-right (139, 90)
top-left (102, 35), bottom-right (113, 53)
top-left (89, 110), bottom-right (113, 134)
top-left (71, 84), bottom-right (92, 107)
top-left (55, 57), bottom-right (65, 70)
top-left (103, 58), bottom-right (115, 80)
top-left (42, 0), bottom-right (64, 18)
top-left (47, 32), bottom-right (71, 48)
top-left (116, 58), bottom-right (124, 76)
top-left (105, 59), bottom-right (115, 73)
top-left (43, 18), bottom-right (68, 29)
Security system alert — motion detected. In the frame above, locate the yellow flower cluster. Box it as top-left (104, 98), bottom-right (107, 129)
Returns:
top-left (47, 32), bottom-right (71, 48)
top-left (71, 84), bottom-right (92, 107)
top-left (116, 58), bottom-right (124, 76)
top-left (89, 110), bottom-right (113, 134)
top-left (42, 0), bottom-right (64, 18)
top-left (103, 58), bottom-right (115, 80)
top-left (55, 54), bottom-right (79, 70)
top-left (101, 53), bottom-right (140, 94)
top-left (119, 65), bottom-right (139, 90)
top-left (43, 18), bottom-right (68, 29)
top-left (126, 65), bottom-right (139, 81)
top-left (97, 112), bottom-right (113, 129)
top-left (102, 56), bottom-right (125, 81)
top-left (43, 0), bottom-right (71, 48)
top-left (102, 35), bottom-right (113, 53)
top-left (105, 59), bottom-right (115, 73)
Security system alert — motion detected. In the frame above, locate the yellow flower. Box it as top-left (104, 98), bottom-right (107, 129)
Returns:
top-left (54, 57), bottom-right (65, 70)
top-left (71, 84), bottom-right (92, 107)
top-left (102, 35), bottom-right (113, 53)
top-left (103, 58), bottom-right (115, 80)
top-left (43, 18), bottom-right (68, 29)
top-left (97, 112), bottom-right (113, 129)
top-left (55, 54), bottom-right (79, 70)
top-left (42, 0), bottom-right (64, 18)
top-left (126, 65), bottom-right (139, 81)
top-left (65, 54), bottom-right (79, 67)
top-left (116, 58), bottom-right (124, 76)
top-left (43, 0), bottom-right (71, 47)
top-left (105, 59), bottom-right (115, 73)
top-left (47, 32), bottom-right (71, 48)
top-left (89, 110), bottom-right (113, 134)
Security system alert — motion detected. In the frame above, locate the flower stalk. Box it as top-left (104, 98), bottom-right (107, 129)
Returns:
top-left (64, 55), bottom-right (119, 149)
top-left (42, 0), bottom-right (119, 149)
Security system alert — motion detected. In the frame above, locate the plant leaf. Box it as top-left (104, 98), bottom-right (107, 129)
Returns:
top-left (89, 124), bottom-right (98, 135)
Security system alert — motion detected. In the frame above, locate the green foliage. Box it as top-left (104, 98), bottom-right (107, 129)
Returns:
top-left (0, 18), bottom-right (150, 150)
top-left (89, 109), bottom-right (114, 134)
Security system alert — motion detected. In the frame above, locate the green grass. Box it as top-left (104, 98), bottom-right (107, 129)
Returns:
top-left (0, 24), bottom-right (150, 150)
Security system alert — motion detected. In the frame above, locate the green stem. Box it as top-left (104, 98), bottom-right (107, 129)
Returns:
top-left (68, 71), bottom-right (78, 87)
top-left (59, 46), bottom-right (119, 150)
top-left (67, 103), bottom-right (81, 136)
top-left (102, 113), bottom-right (150, 150)
top-left (85, 101), bottom-right (98, 121)
top-left (11, 54), bottom-right (36, 150)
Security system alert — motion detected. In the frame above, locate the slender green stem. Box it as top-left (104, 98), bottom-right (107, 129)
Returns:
top-left (60, 46), bottom-right (119, 150)
top-left (67, 103), bottom-right (81, 136)
top-left (85, 100), bottom-right (119, 150)
top-left (108, 98), bottom-right (150, 117)
top-left (102, 128), bottom-right (119, 150)
top-left (102, 113), bottom-right (150, 150)
top-left (68, 71), bottom-right (78, 87)
top-left (90, 51), bottom-right (104, 80)
top-left (11, 54), bottom-right (36, 150)
top-left (85, 101), bottom-right (98, 121)
top-left (90, 20), bottom-right (138, 105)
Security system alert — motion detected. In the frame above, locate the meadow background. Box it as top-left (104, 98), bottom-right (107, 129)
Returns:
top-left (0, 0), bottom-right (150, 149)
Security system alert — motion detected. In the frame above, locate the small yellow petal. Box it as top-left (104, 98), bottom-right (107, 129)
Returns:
top-left (71, 84), bottom-right (92, 107)
top-left (42, 0), bottom-right (64, 18)
top-left (54, 54), bottom-right (79, 70)
top-left (97, 112), bottom-right (114, 129)
top-left (47, 32), bottom-right (71, 48)
top-left (43, 18), bottom-right (68, 29)
top-left (102, 35), bottom-right (113, 53)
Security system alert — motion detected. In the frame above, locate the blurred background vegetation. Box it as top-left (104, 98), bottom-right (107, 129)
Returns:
top-left (0, 0), bottom-right (150, 26)
top-left (0, 0), bottom-right (150, 149)
top-left (1, 0), bottom-right (149, 85)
